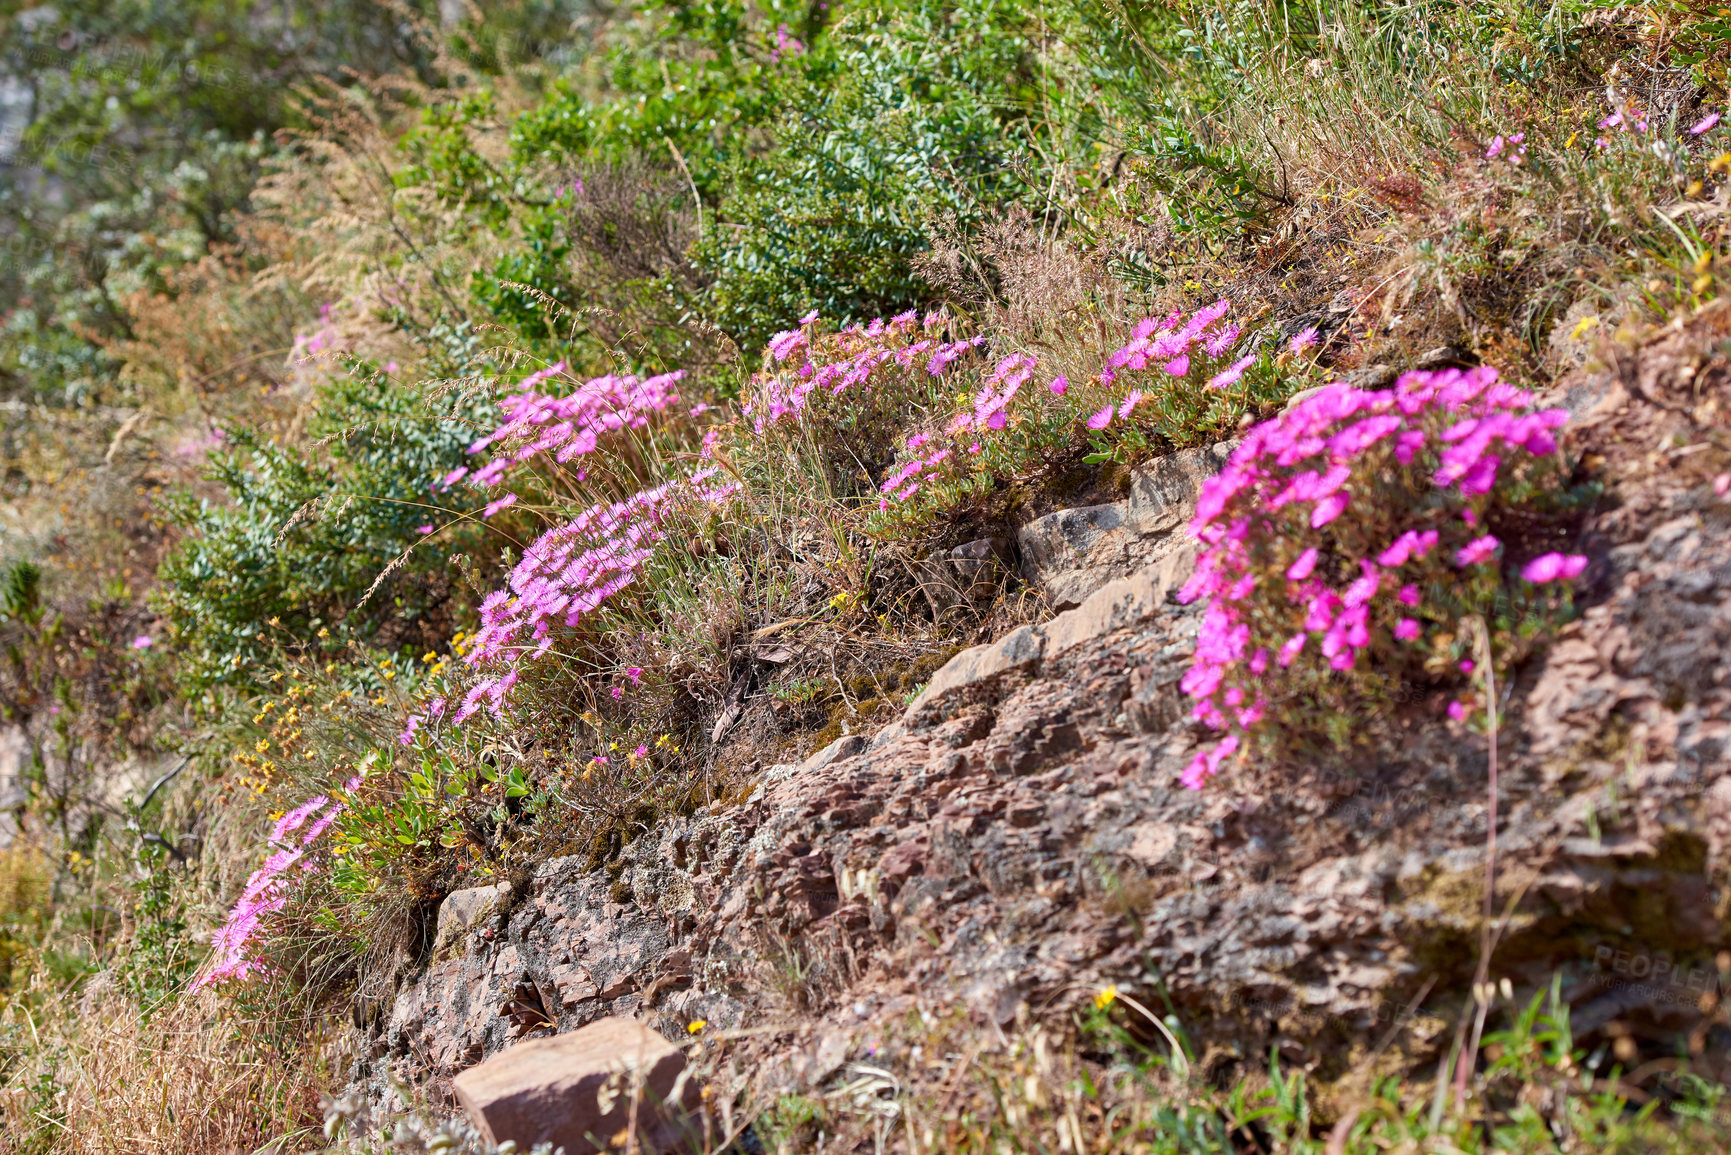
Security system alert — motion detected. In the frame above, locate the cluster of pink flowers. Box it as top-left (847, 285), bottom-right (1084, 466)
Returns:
top-left (1175, 365), bottom-right (1587, 790)
top-left (1592, 88), bottom-right (1722, 149)
top-left (397, 353), bottom-right (761, 744)
top-left (874, 301), bottom-right (1247, 508)
top-left (195, 784), bottom-right (354, 988)
top-left (290, 301), bottom-right (342, 363)
top-left (770, 22), bottom-right (805, 62)
top-left (1485, 131), bottom-right (1527, 162)
top-left (1099, 299), bottom-right (1238, 385)
top-left (746, 310), bottom-right (986, 435)
top-left (436, 364), bottom-right (684, 495)
top-left (401, 484), bottom-right (697, 740)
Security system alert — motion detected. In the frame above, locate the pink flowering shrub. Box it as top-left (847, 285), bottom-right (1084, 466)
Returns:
top-left (1175, 365), bottom-right (1589, 789)
top-left (405, 302), bottom-right (1272, 744)
top-left (395, 356), bottom-right (746, 743)
top-left (852, 301), bottom-right (1270, 529)
top-left (741, 308), bottom-right (987, 470)
top-left (435, 362), bottom-right (686, 497)
top-left (195, 784), bottom-right (353, 988)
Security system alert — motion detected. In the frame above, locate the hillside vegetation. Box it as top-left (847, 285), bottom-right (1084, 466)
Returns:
top-left (2, 0), bottom-right (1731, 1151)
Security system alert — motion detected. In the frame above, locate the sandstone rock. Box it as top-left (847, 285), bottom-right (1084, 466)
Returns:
top-left (801, 733), bottom-right (867, 773)
top-left (1125, 444), bottom-right (1231, 535)
top-left (905, 622), bottom-right (1045, 716)
top-left (1017, 503), bottom-right (1128, 610)
top-left (1346, 363), bottom-right (1398, 389)
top-left (434, 882), bottom-right (510, 959)
top-left (1016, 443), bottom-right (1228, 610)
top-left (949, 536), bottom-right (1015, 597)
top-left (906, 544), bottom-right (1195, 717)
top-left (453, 1016), bottom-right (695, 1155)
top-left (551, 963), bottom-right (598, 1007)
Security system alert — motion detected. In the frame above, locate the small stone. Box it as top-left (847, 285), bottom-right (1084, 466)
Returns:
top-left (949, 537), bottom-right (1015, 597)
top-left (453, 1016), bottom-right (695, 1155)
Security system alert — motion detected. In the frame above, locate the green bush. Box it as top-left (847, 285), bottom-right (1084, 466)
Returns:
top-left (155, 358), bottom-right (489, 692)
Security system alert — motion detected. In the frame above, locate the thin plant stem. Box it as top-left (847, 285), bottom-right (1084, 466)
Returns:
top-left (1453, 613), bottom-right (1498, 1114)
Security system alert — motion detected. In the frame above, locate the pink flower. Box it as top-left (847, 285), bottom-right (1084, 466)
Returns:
top-left (1180, 733), bottom-right (1239, 790)
top-left (610, 687), bottom-right (624, 700)
top-left (1485, 135), bottom-right (1504, 158)
top-left (1456, 454), bottom-right (1501, 496)
top-left (416, 524), bottom-right (434, 534)
top-left (482, 493), bottom-right (518, 519)
top-left (1165, 355), bottom-right (1190, 376)
top-left (1394, 430), bottom-right (1426, 463)
top-left (470, 459), bottom-right (508, 487)
top-left (1342, 560), bottom-right (1380, 607)
top-left (1288, 326), bottom-right (1319, 355)
top-left (1459, 659), bottom-right (1475, 674)
top-left (1691, 112), bottom-right (1722, 135)
top-left (799, 308), bottom-right (821, 324)
top-left (1085, 405), bottom-right (1115, 430)
top-left (1520, 552), bottom-right (1588, 583)
top-left (1715, 473), bottom-right (1730, 497)
top-left (1398, 584), bottom-right (1421, 607)
top-left (767, 328), bottom-right (808, 363)
top-left (625, 666), bottom-right (643, 683)
top-left (1394, 618), bottom-right (1421, 641)
top-left (1447, 700), bottom-right (1468, 721)
top-left (1454, 535), bottom-right (1500, 567)
top-left (131, 635), bottom-right (153, 650)
top-left (633, 744), bottom-right (649, 757)
top-left (1285, 548), bottom-right (1319, 581)
top-left (1048, 375), bottom-right (1068, 395)
top-left (1377, 529), bottom-right (1439, 567)
top-left (1310, 491), bottom-right (1350, 527)
top-left (1277, 633), bottom-right (1306, 668)
top-left (1118, 391), bottom-right (1143, 419)
top-left (1206, 355), bottom-right (1255, 391)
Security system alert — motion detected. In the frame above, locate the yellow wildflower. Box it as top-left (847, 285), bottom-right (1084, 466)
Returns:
top-left (1094, 985), bottom-right (1118, 1011)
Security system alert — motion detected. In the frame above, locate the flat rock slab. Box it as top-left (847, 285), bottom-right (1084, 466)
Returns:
top-left (453, 1016), bottom-right (694, 1154)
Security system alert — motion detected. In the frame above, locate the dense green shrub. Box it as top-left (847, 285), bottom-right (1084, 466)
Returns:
top-left (155, 359), bottom-right (489, 691)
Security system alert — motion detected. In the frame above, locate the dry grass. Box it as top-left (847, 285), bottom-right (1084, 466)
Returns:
top-left (1, 980), bottom-right (338, 1155)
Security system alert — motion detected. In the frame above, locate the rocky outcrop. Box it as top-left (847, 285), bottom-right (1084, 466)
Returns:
top-left (1016, 442), bottom-right (1230, 610)
top-left (355, 323), bottom-right (1731, 1118)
